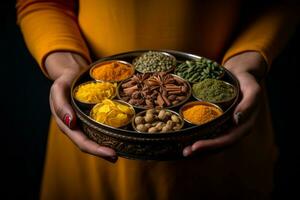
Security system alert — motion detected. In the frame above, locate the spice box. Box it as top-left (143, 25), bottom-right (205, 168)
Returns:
top-left (70, 50), bottom-right (240, 160)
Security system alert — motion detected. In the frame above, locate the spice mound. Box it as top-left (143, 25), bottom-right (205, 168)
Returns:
top-left (90, 61), bottom-right (134, 82)
top-left (134, 109), bottom-right (183, 133)
top-left (119, 72), bottom-right (190, 108)
top-left (192, 79), bottom-right (236, 103)
top-left (90, 99), bottom-right (134, 128)
top-left (181, 102), bottom-right (223, 125)
top-left (133, 51), bottom-right (176, 73)
top-left (175, 58), bottom-right (224, 83)
top-left (74, 82), bottom-right (116, 104)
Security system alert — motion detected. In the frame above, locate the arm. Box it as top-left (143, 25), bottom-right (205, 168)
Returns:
top-left (223, 1), bottom-right (299, 72)
top-left (17, 0), bottom-right (117, 162)
top-left (16, 0), bottom-right (91, 77)
top-left (183, 2), bottom-right (299, 156)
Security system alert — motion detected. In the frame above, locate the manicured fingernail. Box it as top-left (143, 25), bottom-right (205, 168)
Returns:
top-left (105, 156), bottom-right (118, 163)
top-left (64, 114), bottom-right (72, 128)
top-left (234, 112), bottom-right (243, 125)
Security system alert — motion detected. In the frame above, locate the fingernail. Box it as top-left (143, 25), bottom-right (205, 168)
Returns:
top-left (183, 146), bottom-right (192, 157)
top-left (105, 156), bottom-right (118, 163)
top-left (234, 112), bottom-right (243, 125)
top-left (64, 114), bottom-right (72, 128)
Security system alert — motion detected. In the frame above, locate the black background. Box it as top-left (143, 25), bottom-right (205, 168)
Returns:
top-left (1, 1), bottom-right (299, 199)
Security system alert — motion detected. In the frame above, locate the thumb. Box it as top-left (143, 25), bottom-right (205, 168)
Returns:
top-left (233, 72), bottom-right (261, 125)
top-left (50, 75), bottom-right (77, 129)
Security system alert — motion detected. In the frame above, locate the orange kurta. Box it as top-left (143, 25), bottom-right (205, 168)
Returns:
top-left (17, 0), bottom-right (299, 199)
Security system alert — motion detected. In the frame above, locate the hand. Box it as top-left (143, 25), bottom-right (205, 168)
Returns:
top-left (183, 52), bottom-right (266, 157)
top-left (46, 52), bottom-right (118, 163)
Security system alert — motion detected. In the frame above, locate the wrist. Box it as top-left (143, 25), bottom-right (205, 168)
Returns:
top-left (45, 52), bottom-right (90, 80)
top-left (223, 51), bottom-right (268, 82)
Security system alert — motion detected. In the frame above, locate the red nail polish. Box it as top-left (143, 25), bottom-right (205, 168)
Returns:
top-left (105, 156), bottom-right (118, 163)
top-left (64, 114), bottom-right (72, 128)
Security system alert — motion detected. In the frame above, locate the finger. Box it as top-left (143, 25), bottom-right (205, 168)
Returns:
top-left (191, 128), bottom-right (243, 153)
top-left (50, 96), bottom-right (118, 162)
top-left (234, 73), bottom-right (261, 124)
top-left (190, 109), bottom-right (257, 154)
top-left (50, 77), bottom-right (76, 128)
top-left (183, 145), bottom-right (192, 157)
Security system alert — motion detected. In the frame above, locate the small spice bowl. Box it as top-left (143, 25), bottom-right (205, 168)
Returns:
top-left (192, 79), bottom-right (237, 109)
top-left (90, 99), bottom-right (135, 128)
top-left (133, 51), bottom-right (177, 73)
top-left (132, 109), bottom-right (184, 133)
top-left (73, 81), bottom-right (117, 108)
top-left (117, 73), bottom-right (192, 110)
top-left (174, 58), bottom-right (225, 84)
top-left (89, 60), bottom-right (135, 82)
top-left (179, 101), bottom-right (223, 126)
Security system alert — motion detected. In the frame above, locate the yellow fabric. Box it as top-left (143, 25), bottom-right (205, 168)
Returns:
top-left (222, 3), bottom-right (299, 68)
top-left (16, 0), bottom-right (91, 77)
top-left (42, 91), bottom-right (276, 200)
top-left (16, 0), bottom-right (298, 199)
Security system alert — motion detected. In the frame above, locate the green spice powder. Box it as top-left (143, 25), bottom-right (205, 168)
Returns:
top-left (192, 79), bottom-right (235, 102)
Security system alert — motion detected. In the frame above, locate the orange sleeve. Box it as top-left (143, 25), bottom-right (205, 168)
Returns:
top-left (16, 0), bottom-right (91, 77)
top-left (222, 2), bottom-right (299, 69)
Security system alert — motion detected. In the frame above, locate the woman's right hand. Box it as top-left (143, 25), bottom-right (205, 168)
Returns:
top-left (45, 52), bottom-right (118, 163)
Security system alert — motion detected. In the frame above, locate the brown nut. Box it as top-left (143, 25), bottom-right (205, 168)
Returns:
top-left (136, 124), bottom-right (148, 132)
top-left (145, 113), bottom-right (154, 123)
top-left (161, 126), bottom-right (171, 133)
top-left (171, 114), bottom-right (180, 123)
top-left (145, 123), bottom-right (152, 129)
top-left (158, 110), bottom-right (167, 120)
top-left (134, 116), bottom-right (144, 125)
top-left (148, 127), bottom-right (159, 133)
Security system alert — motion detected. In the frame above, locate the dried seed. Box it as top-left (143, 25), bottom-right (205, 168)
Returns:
top-left (148, 127), bottom-right (159, 133)
top-left (145, 113), bottom-right (154, 123)
top-left (135, 116), bottom-right (144, 125)
top-left (171, 115), bottom-right (180, 123)
top-left (136, 124), bottom-right (148, 132)
top-left (158, 110), bottom-right (167, 120)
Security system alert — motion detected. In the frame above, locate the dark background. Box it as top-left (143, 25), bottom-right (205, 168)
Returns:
top-left (1, 1), bottom-right (299, 200)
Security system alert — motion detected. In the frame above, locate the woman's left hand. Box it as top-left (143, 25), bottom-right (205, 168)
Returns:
top-left (183, 52), bottom-right (267, 157)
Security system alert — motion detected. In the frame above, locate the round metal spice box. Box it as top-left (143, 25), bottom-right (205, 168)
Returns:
top-left (70, 50), bottom-right (240, 160)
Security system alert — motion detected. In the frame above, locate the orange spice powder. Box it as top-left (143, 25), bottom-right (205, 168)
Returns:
top-left (182, 104), bottom-right (223, 125)
top-left (91, 61), bottom-right (133, 81)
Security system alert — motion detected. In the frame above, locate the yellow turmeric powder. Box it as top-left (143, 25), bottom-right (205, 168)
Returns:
top-left (74, 82), bottom-right (116, 104)
top-left (182, 103), bottom-right (223, 125)
top-left (91, 61), bottom-right (134, 81)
